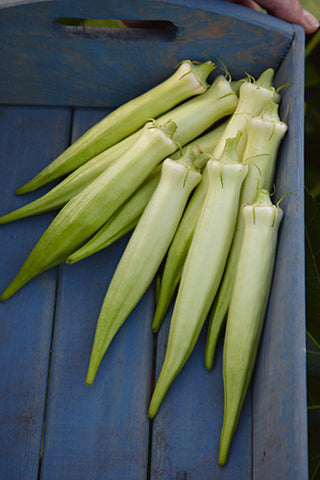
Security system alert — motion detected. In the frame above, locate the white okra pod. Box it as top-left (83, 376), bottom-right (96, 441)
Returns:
top-left (205, 102), bottom-right (287, 369)
top-left (0, 120), bottom-right (178, 301)
top-left (148, 134), bottom-right (248, 418)
top-left (17, 60), bottom-right (214, 194)
top-left (219, 189), bottom-right (283, 466)
top-left (86, 150), bottom-right (202, 385)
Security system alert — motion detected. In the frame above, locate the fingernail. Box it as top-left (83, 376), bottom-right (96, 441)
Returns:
top-left (302, 9), bottom-right (319, 33)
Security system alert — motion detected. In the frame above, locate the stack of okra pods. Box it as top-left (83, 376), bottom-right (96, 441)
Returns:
top-left (0, 60), bottom-right (288, 465)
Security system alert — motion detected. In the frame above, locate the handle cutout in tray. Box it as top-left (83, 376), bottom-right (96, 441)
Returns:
top-left (54, 18), bottom-right (178, 41)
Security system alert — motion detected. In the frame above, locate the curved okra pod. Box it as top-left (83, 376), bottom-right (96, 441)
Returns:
top-left (148, 134), bottom-right (248, 418)
top-left (213, 68), bottom-right (280, 159)
top-left (205, 102), bottom-right (287, 370)
top-left (0, 120), bottom-right (178, 301)
top-left (86, 149), bottom-right (202, 385)
top-left (218, 189), bottom-right (283, 466)
top-left (67, 122), bottom-right (226, 264)
top-left (16, 60), bottom-right (214, 194)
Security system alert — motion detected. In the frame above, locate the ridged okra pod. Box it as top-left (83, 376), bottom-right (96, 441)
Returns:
top-left (0, 120), bottom-right (177, 301)
top-left (205, 102), bottom-right (287, 370)
top-left (213, 68), bottom-right (280, 159)
top-left (148, 135), bottom-right (248, 418)
top-left (219, 189), bottom-right (283, 465)
top-left (17, 60), bottom-right (214, 194)
top-left (67, 123), bottom-right (226, 264)
top-left (86, 150), bottom-right (202, 385)
top-left (152, 167), bottom-right (209, 332)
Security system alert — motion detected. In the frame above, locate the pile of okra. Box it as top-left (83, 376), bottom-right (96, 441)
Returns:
top-left (0, 60), bottom-right (288, 465)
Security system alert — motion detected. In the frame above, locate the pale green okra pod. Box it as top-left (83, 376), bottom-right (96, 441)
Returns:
top-left (17, 60), bottom-right (214, 194)
top-left (86, 150), bottom-right (202, 385)
top-left (219, 189), bottom-right (283, 466)
top-left (148, 135), bottom-right (248, 418)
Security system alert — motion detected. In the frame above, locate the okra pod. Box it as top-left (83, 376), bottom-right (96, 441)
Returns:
top-left (16, 60), bottom-right (214, 194)
top-left (86, 149), bottom-right (202, 385)
top-left (218, 189), bottom-right (283, 465)
top-left (205, 102), bottom-right (287, 370)
top-left (152, 167), bottom-right (209, 332)
top-left (148, 134), bottom-right (248, 418)
top-left (0, 120), bottom-right (178, 301)
top-left (152, 72), bottom-right (279, 332)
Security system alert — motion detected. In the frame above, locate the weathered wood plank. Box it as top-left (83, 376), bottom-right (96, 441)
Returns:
top-left (252, 25), bottom-right (308, 480)
top-left (0, 105), bottom-right (71, 480)
top-left (39, 108), bottom-right (154, 480)
top-left (0, 0), bottom-right (293, 107)
top-left (150, 311), bottom-right (252, 479)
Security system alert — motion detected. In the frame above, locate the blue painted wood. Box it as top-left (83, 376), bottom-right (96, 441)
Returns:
top-left (0, 0), bottom-right (293, 107)
top-left (150, 309), bottom-right (252, 479)
top-left (0, 105), bottom-right (71, 480)
top-left (38, 109), bottom-right (154, 479)
top-left (252, 25), bottom-right (308, 479)
top-left (0, 1), bottom-right (307, 479)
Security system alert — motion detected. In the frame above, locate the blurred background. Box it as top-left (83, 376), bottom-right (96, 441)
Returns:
top-left (301, 1), bottom-right (320, 478)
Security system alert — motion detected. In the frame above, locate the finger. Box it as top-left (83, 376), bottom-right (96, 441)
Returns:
top-left (224, 0), bottom-right (261, 12)
top-left (256, 0), bottom-right (319, 34)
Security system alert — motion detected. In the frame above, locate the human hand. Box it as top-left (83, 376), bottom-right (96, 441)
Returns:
top-left (225, 0), bottom-right (319, 34)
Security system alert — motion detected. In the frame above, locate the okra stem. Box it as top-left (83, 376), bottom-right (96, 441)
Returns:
top-left (218, 189), bottom-right (283, 465)
top-left (86, 150), bottom-right (202, 385)
top-left (205, 102), bottom-right (287, 370)
top-left (16, 60), bottom-right (214, 194)
top-left (148, 135), bottom-right (248, 418)
top-left (0, 120), bottom-right (178, 301)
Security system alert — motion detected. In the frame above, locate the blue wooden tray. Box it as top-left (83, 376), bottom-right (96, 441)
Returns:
top-left (0, 1), bottom-right (307, 479)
